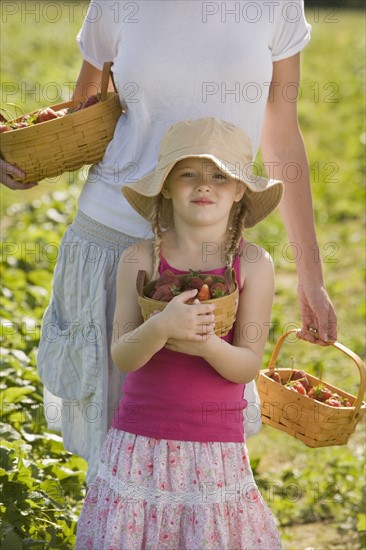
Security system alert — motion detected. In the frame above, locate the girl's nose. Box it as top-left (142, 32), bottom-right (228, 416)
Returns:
top-left (195, 176), bottom-right (211, 191)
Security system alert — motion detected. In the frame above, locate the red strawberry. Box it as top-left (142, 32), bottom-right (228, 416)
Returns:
top-left (341, 397), bottom-right (352, 407)
top-left (197, 284), bottom-right (210, 301)
top-left (291, 369), bottom-right (310, 390)
top-left (269, 371), bottom-right (281, 384)
top-left (152, 284), bottom-right (179, 302)
top-left (286, 380), bottom-right (307, 395)
top-left (56, 108), bottom-right (68, 118)
top-left (210, 282), bottom-right (229, 298)
top-left (307, 384), bottom-right (332, 402)
top-left (324, 397), bottom-right (342, 407)
top-left (36, 107), bottom-right (59, 123)
top-left (186, 277), bottom-right (204, 291)
top-left (202, 276), bottom-right (214, 287)
top-left (81, 94), bottom-right (100, 109)
top-left (155, 270), bottom-right (181, 290)
top-left (0, 125), bottom-right (9, 132)
top-left (183, 269), bottom-right (202, 287)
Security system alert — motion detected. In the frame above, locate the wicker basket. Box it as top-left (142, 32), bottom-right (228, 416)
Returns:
top-left (0, 62), bottom-right (124, 183)
top-left (136, 268), bottom-right (239, 337)
top-left (257, 329), bottom-right (366, 447)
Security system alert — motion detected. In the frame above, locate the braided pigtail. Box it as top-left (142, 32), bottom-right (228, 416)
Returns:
top-left (225, 202), bottom-right (248, 268)
top-left (150, 195), bottom-right (163, 281)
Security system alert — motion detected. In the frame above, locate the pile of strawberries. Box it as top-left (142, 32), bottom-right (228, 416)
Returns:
top-left (0, 94), bottom-right (100, 133)
top-left (269, 369), bottom-right (352, 408)
top-left (146, 269), bottom-right (230, 302)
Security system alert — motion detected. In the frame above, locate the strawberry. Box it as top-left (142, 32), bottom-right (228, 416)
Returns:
top-left (324, 397), bottom-right (342, 407)
top-left (307, 384), bottom-right (332, 402)
top-left (197, 284), bottom-right (210, 301)
top-left (210, 282), bottom-right (229, 298)
top-left (69, 101), bottom-right (84, 113)
top-left (291, 369), bottom-right (310, 390)
top-left (186, 277), bottom-right (204, 291)
top-left (81, 94), bottom-right (100, 109)
top-left (0, 125), bottom-right (9, 133)
top-left (202, 276), bottom-right (213, 287)
top-left (155, 270), bottom-right (181, 290)
top-left (36, 107), bottom-right (59, 123)
top-left (56, 108), bottom-right (68, 117)
top-left (269, 371), bottom-right (281, 384)
top-left (341, 397), bottom-right (352, 407)
top-left (152, 284), bottom-right (180, 302)
top-left (180, 270), bottom-right (202, 291)
top-left (286, 380), bottom-right (307, 395)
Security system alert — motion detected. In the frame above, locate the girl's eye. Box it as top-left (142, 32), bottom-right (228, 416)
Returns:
top-left (181, 172), bottom-right (195, 178)
top-left (213, 173), bottom-right (227, 180)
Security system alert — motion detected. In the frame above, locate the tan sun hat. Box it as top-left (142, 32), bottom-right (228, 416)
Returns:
top-left (122, 117), bottom-right (284, 228)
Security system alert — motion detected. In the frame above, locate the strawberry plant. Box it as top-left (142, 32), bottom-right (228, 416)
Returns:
top-left (1, 186), bottom-right (87, 548)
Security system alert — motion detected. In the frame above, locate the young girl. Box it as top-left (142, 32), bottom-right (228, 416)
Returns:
top-left (75, 117), bottom-right (284, 550)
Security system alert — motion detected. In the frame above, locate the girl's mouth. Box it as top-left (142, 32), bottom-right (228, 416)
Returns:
top-left (191, 199), bottom-right (214, 205)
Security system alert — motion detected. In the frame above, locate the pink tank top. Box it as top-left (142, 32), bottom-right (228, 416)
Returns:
top-left (112, 253), bottom-right (247, 442)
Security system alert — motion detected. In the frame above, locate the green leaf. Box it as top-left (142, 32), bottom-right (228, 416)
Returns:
top-left (357, 513), bottom-right (366, 532)
top-left (1, 527), bottom-right (23, 550)
top-left (0, 386), bottom-right (37, 404)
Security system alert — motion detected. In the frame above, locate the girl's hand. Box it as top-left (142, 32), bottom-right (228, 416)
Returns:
top-left (297, 283), bottom-right (337, 345)
top-left (156, 290), bottom-right (216, 342)
top-left (0, 157), bottom-right (38, 189)
top-left (164, 332), bottom-right (217, 355)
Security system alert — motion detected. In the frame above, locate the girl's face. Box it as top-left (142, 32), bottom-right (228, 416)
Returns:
top-left (162, 158), bottom-right (245, 229)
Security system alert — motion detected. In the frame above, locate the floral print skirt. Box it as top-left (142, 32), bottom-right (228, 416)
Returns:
top-left (75, 428), bottom-right (282, 550)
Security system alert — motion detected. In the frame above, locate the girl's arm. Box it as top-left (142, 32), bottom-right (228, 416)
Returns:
top-left (261, 53), bottom-right (337, 343)
top-left (111, 242), bottom-right (216, 372)
top-left (165, 244), bottom-right (275, 384)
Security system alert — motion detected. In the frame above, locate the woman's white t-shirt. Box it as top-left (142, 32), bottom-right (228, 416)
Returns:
top-left (77, 0), bottom-right (311, 237)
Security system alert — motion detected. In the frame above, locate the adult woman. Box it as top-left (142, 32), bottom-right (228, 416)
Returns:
top-left (1, 1), bottom-right (337, 485)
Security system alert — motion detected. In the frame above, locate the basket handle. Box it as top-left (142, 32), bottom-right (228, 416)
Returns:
top-left (224, 267), bottom-right (236, 294)
top-left (100, 61), bottom-right (118, 101)
top-left (136, 270), bottom-right (147, 297)
top-left (268, 328), bottom-right (366, 422)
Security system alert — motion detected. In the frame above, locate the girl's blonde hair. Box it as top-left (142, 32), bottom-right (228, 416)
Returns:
top-left (150, 192), bottom-right (247, 281)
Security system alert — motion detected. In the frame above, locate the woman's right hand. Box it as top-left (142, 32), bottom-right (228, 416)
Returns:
top-left (0, 157), bottom-right (38, 189)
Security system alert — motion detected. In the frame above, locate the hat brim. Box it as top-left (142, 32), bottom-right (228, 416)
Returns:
top-left (122, 154), bottom-right (283, 228)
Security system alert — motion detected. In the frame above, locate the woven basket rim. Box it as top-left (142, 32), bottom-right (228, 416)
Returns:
top-left (0, 92), bottom-right (121, 137)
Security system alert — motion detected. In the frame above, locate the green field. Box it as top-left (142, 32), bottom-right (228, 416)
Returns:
top-left (1, 4), bottom-right (365, 549)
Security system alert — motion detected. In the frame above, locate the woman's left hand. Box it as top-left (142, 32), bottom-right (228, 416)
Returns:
top-left (297, 283), bottom-right (337, 345)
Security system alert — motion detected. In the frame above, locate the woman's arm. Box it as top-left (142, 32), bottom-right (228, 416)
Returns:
top-left (165, 245), bottom-right (275, 384)
top-left (71, 59), bottom-right (102, 101)
top-left (261, 53), bottom-right (337, 344)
